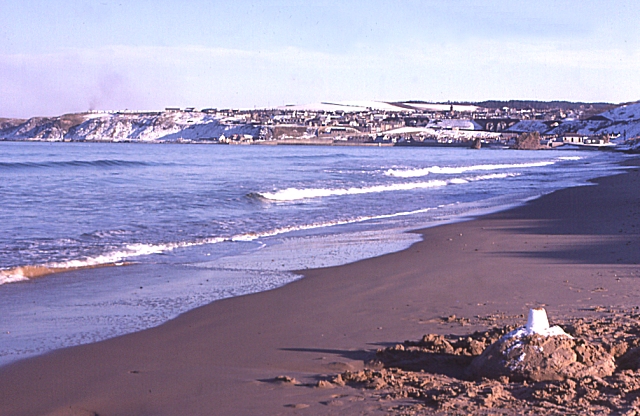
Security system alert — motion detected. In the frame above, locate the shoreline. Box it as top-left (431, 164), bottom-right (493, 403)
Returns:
top-left (1, 158), bottom-right (639, 415)
top-left (0, 168), bottom-right (619, 368)
top-left (1, 137), bottom-right (630, 150)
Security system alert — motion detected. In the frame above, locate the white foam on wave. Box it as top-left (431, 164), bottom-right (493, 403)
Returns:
top-left (52, 237), bottom-right (228, 268)
top-left (449, 178), bottom-right (469, 184)
top-left (1, 169), bottom-right (520, 286)
top-left (0, 271), bottom-right (30, 285)
top-left (471, 173), bottom-right (514, 180)
top-left (1, 204), bottom-right (455, 285)
top-left (0, 237), bottom-right (226, 286)
top-left (558, 156), bottom-right (583, 161)
top-left (230, 206), bottom-right (441, 242)
top-left (0, 169), bottom-right (517, 286)
top-left (259, 179), bottom-right (448, 201)
top-left (258, 173), bottom-right (518, 202)
top-left (385, 160), bottom-right (557, 178)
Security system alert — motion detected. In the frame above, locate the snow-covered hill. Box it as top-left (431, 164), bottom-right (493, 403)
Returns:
top-left (3, 102), bottom-right (640, 151)
top-left (0, 112), bottom-right (261, 142)
top-left (505, 102), bottom-right (640, 151)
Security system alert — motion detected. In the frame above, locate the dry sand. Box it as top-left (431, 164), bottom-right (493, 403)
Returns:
top-left (1, 158), bottom-right (639, 415)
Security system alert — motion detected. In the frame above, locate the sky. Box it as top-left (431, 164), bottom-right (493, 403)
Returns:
top-left (1, 0), bottom-right (639, 118)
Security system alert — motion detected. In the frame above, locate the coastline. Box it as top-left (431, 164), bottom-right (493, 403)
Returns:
top-left (1, 158), bottom-right (639, 415)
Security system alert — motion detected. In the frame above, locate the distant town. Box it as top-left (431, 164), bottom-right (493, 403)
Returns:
top-left (2, 100), bottom-right (640, 150)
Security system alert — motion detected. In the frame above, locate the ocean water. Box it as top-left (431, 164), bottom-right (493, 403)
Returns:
top-left (0, 141), bottom-right (629, 365)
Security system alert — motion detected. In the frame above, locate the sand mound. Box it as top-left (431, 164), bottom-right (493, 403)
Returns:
top-left (331, 307), bottom-right (640, 414)
top-left (470, 307), bottom-right (615, 382)
top-left (470, 333), bottom-right (615, 382)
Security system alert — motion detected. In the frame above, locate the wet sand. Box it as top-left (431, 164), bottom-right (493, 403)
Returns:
top-left (1, 158), bottom-right (639, 415)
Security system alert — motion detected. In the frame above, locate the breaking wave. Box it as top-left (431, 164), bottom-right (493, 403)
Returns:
top-left (0, 206), bottom-right (452, 285)
top-left (385, 160), bottom-right (558, 178)
top-left (256, 173), bottom-right (517, 201)
top-left (558, 156), bottom-right (584, 161)
top-left (0, 237), bottom-right (223, 286)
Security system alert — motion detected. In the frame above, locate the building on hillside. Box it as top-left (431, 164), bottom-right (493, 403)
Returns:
top-left (561, 132), bottom-right (590, 144)
top-left (561, 132), bottom-right (609, 145)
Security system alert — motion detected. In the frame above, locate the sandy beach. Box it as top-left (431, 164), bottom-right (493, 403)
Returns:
top-left (1, 156), bottom-right (639, 415)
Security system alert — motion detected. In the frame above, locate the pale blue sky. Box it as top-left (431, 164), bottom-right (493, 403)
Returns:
top-left (1, 0), bottom-right (639, 117)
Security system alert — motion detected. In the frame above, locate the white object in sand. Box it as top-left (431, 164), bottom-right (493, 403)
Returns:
top-left (526, 308), bottom-right (551, 333)
top-left (505, 307), bottom-right (573, 340)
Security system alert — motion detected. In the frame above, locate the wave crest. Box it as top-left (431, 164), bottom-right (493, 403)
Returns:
top-left (385, 160), bottom-right (557, 178)
top-left (0, 206), bottom-right (455, 285)
top-left (256, 173), bottom-right (516, 202)
top-left (258, 180), bottom-right (448, 201)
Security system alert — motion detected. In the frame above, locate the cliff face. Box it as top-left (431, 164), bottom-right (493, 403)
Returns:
top-left (0, 112), bottom-right (261, 142)
top-left (512, 131), bottom-right (543, 150)
top-left (0, 118), bottom-right (26, 131)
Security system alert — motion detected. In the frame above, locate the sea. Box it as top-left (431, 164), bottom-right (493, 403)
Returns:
top-left (0, 141), bottom-right (630, 366)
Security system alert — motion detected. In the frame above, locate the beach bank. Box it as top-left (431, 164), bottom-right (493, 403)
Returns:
top-left (1, 158), bottom-right (639, 415)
